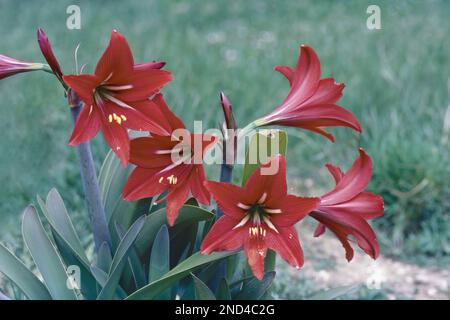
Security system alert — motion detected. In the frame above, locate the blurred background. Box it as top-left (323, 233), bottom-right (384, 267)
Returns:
top-left (0, 0), bottom-right (448, 299)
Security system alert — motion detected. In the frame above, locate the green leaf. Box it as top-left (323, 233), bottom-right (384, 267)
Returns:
top-left (308, 284), bottom-right (360, 300)
top-left (126, 251), bottom-right (237, 300)
top-left (96, 241), bottom-right (112, 273)
top-left (149, 225), bottom-right (170, 283)
top-left (192, 273), bottom-right (216, 300)
top-left (97, 216), bottom-right (146, 300)
top-left (0, 243), bottom-right (51, 300)
top-left (217, 278), bottom-right (231, 300)
top-left (22, 205), bottom-right (77, 300)
top-left (90, 265), bottom-right (127, 299)
top-left (37, 192), bottom-right (98, 299)
top-left (235, 271), bottom-right (276, 300)
top-left (43, 189), bottom-right (89, 265)
top-left (134, 205), bottom-right (214, 257)
top-left (242, 130), bottom-right (288, 184)
top-left (99, 150), bottom-right (151, 232)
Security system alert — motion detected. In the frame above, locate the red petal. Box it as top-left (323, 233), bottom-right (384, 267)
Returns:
top-left (165, 179), bottom-right (190, 226)
top-left (69, 104), bottom-right (101, 145)
top-left (189, 165), bottom-right (210, 205)
top-left (270, 195), bottom-right (319, 227)
top-left (122, 167), bottom-right (166, 200)
top-left (114, 69), bottom-right (172, 102)
top-left (323, 192), bottom-right (384, 220)
top-left (63, 74), bottom-right (100, 105)
top-left (99, 116), bottom-right (130, 166)
top-left (244, 155), bottom-right (287, 207)
top-left (274, 65), bottom-right (294, 85)
top-left (152, 94), bottom-right (185, 132)
top-left (325, 163), bottom-right (344, 184)
top-left (129, 136), bottom-right (176, 168)
top-left (265, 226), bottom-right (304, 269)
top-left (200, 216), bottom-right (247, 254)
top-left (311, 210), bottom-right (380, 260)
top-left (95, 30), bottom-right (134, 83)
top-left (244, 235), bottom-right (268, 280)
top-left (107, 99), bottom-right (171, 136)
top-left (134, 61), bottom-right (166, 71)
top-left (305, 78), bottom-right (345, 106)
top-left (275, 45), bottom-right (321, 114)
top-left (314, 223), bottom-right (326, 237)
top-left (297, 125), bottom-right (336, 142)
top-left (321, 148), bottom-right (372, 205)
top-left (204, 181), bottom-right (248, 220)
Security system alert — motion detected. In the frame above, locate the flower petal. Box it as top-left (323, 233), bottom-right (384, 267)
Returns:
top-left (165, 178), bottom-right (191, 226)
top-left (95, 30), bottom-right (134, 83)
top-left (200, 216), bottom-right (247, 254)
top-left (134, 61), bottom-right (166, 71)
top-left (274, 65), bottom-right (294, 85)
top-left (204, 181), bottom-right (248, 220)
top-left (325, 163), bottom-right (344, 184)
top-left (244, 235), bottom-right (268, 280)
top-left (68, 104), bottom-right (101, 145)
top-left (244, 155), bottom-right (287, 206)
top-left (305, 78), bottom-right (345, 106)
top-left (99, 116), bottom-right (130, 166)
top-left (265, 226), bottom-right (304, 269)
top-left (189, 165), bottom-right (210, 205)
top-left (122, 167), bottom-right (166, 200)
top-left (270, 195), bottom-right (319, 227)
top-left (152, 93), bottom-right (185, 132)
top-left (63, 74), bottom-right (100, 105)
top-left (322, 192), bottom-right (384, 220)
top-left (114, 69), bottom-right (172, 102)
top-left (129, 136), bottom-right (177, 169)
top-left (321, 148), bottom-right (372, 205)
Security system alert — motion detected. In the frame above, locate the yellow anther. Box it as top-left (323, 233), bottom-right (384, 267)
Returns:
top-left (158, 177), bottom-right (164, 183)
top-left (166, 174), bottom-right (178, 185)
top-left (121, 115), bottom-right (127, 121)
top-left (108, 114), bottom-right (113, 123)
top-left (113, 113), bottom-right (118, 120)
top-left (116, 117), bottom-right (122, 125)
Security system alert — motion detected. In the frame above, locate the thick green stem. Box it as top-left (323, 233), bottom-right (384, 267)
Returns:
top-left (70, 103), bottom-right (112, 252)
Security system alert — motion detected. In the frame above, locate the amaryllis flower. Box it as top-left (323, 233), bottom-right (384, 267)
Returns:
top-left (63, 30), bottom-right (173, 165)
top-left (310, 148), bottom-right (384, 260)
top-left (37, 28), bottom-right (64, 85)
top-left (122, 94), bottom-right (218, 225)
top-left (201, 155), bottom-right (319, 280)
top-left (0, 54), bottom-right (45, 80)
top-left (254, 45), bottom-right (362, 142)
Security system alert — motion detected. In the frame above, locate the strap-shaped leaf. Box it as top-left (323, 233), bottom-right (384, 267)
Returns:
top-left (134, 205), bottom-right (214, 257)
top-left (192, 273), bottom-right (216, 300)
top-left (148, 225), bottom-right (170, 299)
top-left (43, 189), bottom-right (89, 265)
top-left (97, 216), bottom-right (145, 300)
top-left (217, 278), bottom-right (231, 300)
top-left (89, 265), bottom-right (127, 299)
top-left (96, 241), bottom-right (112, 273)
top-left (126, 251), bottom-right (237, 300)
top-left (235, 271), bottom-right (276, 300)
top-left (0, 243), bottom-right (51, 300)
top-left (22, 205), bottom-right (77, 300)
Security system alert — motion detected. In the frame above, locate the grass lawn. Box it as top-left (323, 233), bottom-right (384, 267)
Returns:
top-left (0, 0), bottom-right (449, 270)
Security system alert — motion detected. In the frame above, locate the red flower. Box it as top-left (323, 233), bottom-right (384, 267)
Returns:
top-left (310, 148), bottom-right (384, 260)
top-left (201, 155), bottom-right (319, 280)
top-left (37, 28), bottom-right (64, 85)
top-left (63, 30), bottom-right (173, 165)
top-left (122, 94), bottom-right (218, 225)
top-left (256, 45), bottom-right (362, 142)
top-left (0, 54), bottom-right (45, 80)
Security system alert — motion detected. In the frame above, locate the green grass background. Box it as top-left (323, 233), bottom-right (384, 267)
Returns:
top-left (0, 0), bottom-right (449, 268)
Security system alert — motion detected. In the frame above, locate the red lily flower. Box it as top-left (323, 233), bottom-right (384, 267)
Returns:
top-left (201, 155), bottom-right (319, 280)
top-left (63, 30), bottom-right (173, 165)
top-left (255, 45), bottom-right (362, 142)
top-left (122, 94), bottom-right (218, 225)
top-left (310, 148), bottom-right (384, 261)
top-left (0, 54), bottom-right (45, 80)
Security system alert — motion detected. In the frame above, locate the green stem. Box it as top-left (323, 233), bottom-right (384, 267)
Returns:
top-left (70, 103), bottom-right (112, 252)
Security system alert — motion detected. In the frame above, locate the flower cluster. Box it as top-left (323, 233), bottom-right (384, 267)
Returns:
top-left (0, 30), bottom-right (383, 281)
